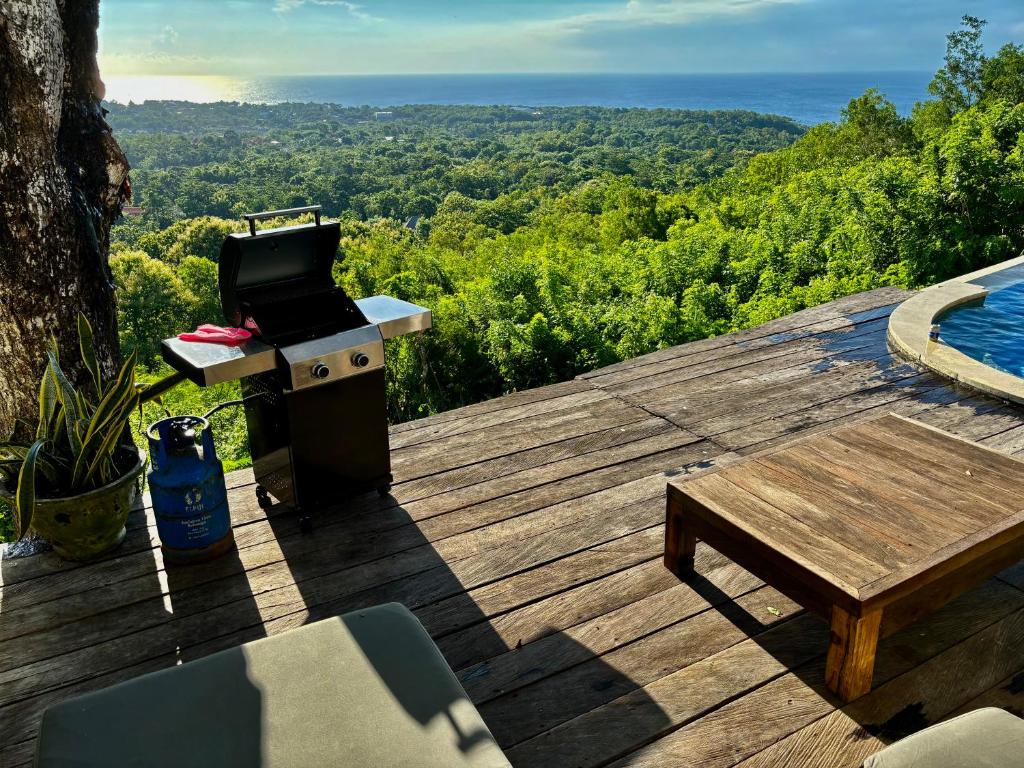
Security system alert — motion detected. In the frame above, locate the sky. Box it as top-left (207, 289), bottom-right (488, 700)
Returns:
top-left (97, 0), bottom-right (1024, 76)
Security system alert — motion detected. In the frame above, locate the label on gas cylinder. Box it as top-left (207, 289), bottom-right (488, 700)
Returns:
top-left (182, 511), bottom-right (213, 541)
top-left (153, 483), bottom-right (231, 549)
top-left (156, 507), bottom-right (231, 547)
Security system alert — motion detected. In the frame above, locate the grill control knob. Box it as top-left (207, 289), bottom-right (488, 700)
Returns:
top-left (310, 362), bottom-right (330, 379)
top-left (351, 351), bottom-right (370, 368)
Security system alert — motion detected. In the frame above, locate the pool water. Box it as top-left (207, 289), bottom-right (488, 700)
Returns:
top-left (938, 278), bottom-right (1024, 378)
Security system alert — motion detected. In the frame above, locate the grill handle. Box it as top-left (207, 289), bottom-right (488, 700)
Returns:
top-left (243, 205), bottom-right (322, 236)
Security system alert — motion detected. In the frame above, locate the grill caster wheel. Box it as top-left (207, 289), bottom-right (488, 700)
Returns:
top-left (377, 483), bottom-right (392, 497)
top-left (255, 485), bottom-right (272, 510)
top-left (298, 514), bottom-right (313, 534)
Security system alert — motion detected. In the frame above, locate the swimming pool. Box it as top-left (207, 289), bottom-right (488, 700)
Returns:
top-left (887, 256), bottom-right (1024, 405)
top-left (938, 269), bottom-right (1024, 378)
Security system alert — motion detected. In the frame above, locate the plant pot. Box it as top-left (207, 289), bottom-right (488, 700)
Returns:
top-left (2, 447), bottom-right (146, 561)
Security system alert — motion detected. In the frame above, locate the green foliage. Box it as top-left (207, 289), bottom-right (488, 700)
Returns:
top-left (110, 249), bottom-right (222, 366)
top-left (107, 104), bottom-right (803, 234)
top-left (983, 43), bottom-right (1024, 106)
top-left (0, 315), bottom-right (141, 539)
top-left (95, 20), bottom-right (1023, 481)
top-left (110, 250), bottom-right (188, 364)
top-left (840, 89), bottom-right (917, 158)
top-left (929, 15), bottom-right (988, 115)
top-left (135, 217), bottom-right (242, 263)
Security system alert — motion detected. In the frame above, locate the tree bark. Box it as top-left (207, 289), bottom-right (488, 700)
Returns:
top-left (0, 0), bottom-right (130, 438)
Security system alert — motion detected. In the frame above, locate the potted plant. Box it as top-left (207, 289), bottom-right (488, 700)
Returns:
top-left (0, 314), bottom-right (145, 561)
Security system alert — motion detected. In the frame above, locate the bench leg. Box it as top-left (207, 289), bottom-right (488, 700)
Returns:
top-left (825, 605), bottom-right (882, 702)
top-left (664, 494), bottom-right (697, 577)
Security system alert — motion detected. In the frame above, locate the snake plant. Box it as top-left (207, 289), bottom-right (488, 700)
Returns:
top-left (0, 314), bottom-right (140, 539)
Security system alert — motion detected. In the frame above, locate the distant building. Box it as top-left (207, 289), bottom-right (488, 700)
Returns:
top-left (121, 206), bottom-right (145, 217)
top-left (404, 215), bottom-right (420, 230)
top-left (375, 111), bottom-right (394, 121)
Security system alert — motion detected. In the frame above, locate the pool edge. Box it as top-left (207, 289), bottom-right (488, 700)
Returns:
top-left (888, 256), bottom-right (1024, 406)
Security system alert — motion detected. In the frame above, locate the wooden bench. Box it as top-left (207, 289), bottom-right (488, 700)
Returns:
top-left (665, 414), bottom-right (1024, 701)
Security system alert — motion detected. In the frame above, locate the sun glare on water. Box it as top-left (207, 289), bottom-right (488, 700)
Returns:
top-left (102, 75), bottom-right (245, 104)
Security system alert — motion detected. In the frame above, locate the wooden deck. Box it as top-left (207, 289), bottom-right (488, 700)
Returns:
top-left (3, 286), bottom-right (1024, 767)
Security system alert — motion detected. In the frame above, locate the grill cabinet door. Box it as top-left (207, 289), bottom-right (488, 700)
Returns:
top-left (286, 368), bottom-right (391, 508)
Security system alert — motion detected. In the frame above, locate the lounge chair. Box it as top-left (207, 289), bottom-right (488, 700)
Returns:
top-left (863, 707), bottom-right (1024, 767)
top-left (35, 603), bottom-right (511, 767)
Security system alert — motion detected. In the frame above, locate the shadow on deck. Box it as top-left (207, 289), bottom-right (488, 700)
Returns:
top-left (2, 286), bottom-right (1024, 767)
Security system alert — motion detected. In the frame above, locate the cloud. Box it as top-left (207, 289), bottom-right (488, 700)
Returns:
top-left (408, 0), bottom-right (809, 72)
top-left (273, 0), bottom-right (374, 19)
top-left (155, 25), bottom-right (179, 47)
top-left (537, 0), bottom-right (809, 36)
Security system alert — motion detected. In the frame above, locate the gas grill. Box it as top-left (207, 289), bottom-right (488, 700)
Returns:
top-left (161, 206), bottom-right (430, 526)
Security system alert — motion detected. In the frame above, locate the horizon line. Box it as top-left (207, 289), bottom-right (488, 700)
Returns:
top-left (103, 69), bottom-right (936, 79)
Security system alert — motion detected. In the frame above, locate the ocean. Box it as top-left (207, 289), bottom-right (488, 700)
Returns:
top-left (103, 72), bottom-right (933, 126)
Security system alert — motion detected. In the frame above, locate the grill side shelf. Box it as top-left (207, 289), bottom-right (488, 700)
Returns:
top-left (161, 337), bottom-right (278, 387)
top-left (354, 296), bottom-right (432, 340)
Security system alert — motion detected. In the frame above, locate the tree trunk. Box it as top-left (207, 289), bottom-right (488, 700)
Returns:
top-left (0, 0), bottom-right (130, 438)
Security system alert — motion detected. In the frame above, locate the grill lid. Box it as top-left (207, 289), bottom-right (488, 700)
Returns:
top-left (218, 206), bottom-right (368, 346)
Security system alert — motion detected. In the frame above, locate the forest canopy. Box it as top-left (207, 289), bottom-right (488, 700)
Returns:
top-left (108, 18), bottom-right (1024, 473)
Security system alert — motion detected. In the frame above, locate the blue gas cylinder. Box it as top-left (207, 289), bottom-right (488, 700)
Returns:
top-left (147, 416), bottom-right (234, 563)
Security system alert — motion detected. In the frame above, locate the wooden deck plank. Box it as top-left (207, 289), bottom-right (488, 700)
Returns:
top-left (980, 424), bottom-right (1024, 455)
top-left (0, 403), bottom-right (664, 593)
top-left (947, 669), bottom-right (1024, 718)
top-left (643, 351), bottom-right (895, 429)
top-left (396, 416), bottom-right (680, 501)
top-left (605, 580), bottom-right (1024, 768)
top-left (435, 555), bottom-right (679, 671)
top-left (389, 394), bottom-right (642, 468)
top-left (415, 526), bottom-right (668, 640)
top-left (599, 318), bottom-right (890, 399)
top-left (506, 611), bottom-right (825, 768)
top-left (3, 287), bottom-right (1023, 767)
top-left (0, 422), bottom-right (706, 643)
top-left (670, 356), bottom-right (926, 437)
top-left (0, 443), bottom-right (719, 669)
top-left (390, 379), bottom-right (593, 435)
top-left (482, 587), bottom-right (807, 749)
top-left (734, 589), bottom-right (1024, 768)
top-left (722, 380), bottom-right (970, 457)
top-left (0, 507), bottom-right (664, 739)
top-left (0, 526), bottom-right (671, 757)
top-left (458, 552), bottom-right (763, 703)
top-left (998, 560), bottom-right (1024, 591)
top-left (0, 446), bottom-right (717, 681)
top-left (715, 374), bottom-right (948, 452)
top-left (404, 428), bottom-right (697, 518)
top-left (582, 305), bottom-right (894, 388)
top-left (914, 395), bottom-right (1024, 437)
top-left (389, 386), bottom-right (609, 449)
top-left (580, 288), bottom-right (910, 380)
top-left (0, 444), bottom-right (733, 713)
